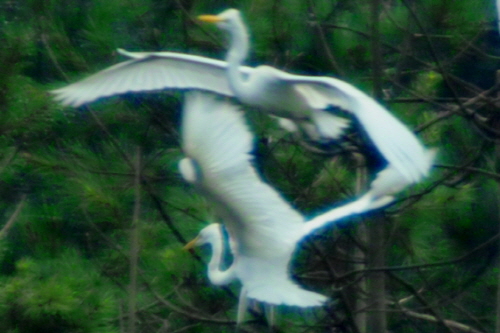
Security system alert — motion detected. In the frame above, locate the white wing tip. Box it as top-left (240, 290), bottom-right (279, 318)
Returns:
top-left (425, 148), bottom-right (438, 170)
top-left (116, 48), bottom-right (148, 60)
top-left (413, 147), bottom-right (438, 182)
top-left (50, 89), bottom-right (84, 107)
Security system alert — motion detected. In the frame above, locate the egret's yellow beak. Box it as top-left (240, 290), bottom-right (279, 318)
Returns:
top-left (198, 15), bottom-right (224, 23)
top-left (183, 235), bottom-right (200, 250)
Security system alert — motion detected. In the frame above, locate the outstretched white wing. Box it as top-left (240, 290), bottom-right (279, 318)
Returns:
top-left (179, 91), bottom-right (304, 259)
top-left (52, 50), bottom-right (251, 107)
top-left (53, 47), bottom-right (432, 185)
top-left (304, 148), bottom-right (436, 235)
top-left (280, 71), bottom-right (432, 183)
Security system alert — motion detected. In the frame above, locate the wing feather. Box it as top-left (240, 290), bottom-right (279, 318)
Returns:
top-left (181, 92), bottom-right (252, 173)
top-left (180, 91), bottom-right (304, 258)
top-left (52, 51), bottom-right (252, 107)
top-left (54, 47), bottom-right (432, 185)
top-left (277, 71), bottom-right (432, 183)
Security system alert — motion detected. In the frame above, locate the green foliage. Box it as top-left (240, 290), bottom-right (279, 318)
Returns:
top-left (84, 0), bottom-right (152, 53)
top-left (0, 251), bottom-right (118, 333)
top-left (0, 0), bottom-right (495, 332)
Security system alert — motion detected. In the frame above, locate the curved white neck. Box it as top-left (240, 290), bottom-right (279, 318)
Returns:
top-left (206, 235), bottom-right (236, 286)
top-left (225, 19), bottom-right (250, 98)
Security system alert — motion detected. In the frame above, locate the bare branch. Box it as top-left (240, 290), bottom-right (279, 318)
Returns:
top-left (0, 195), bottom-right (26, 238)
top-left (388, 272), bottom-right (455, 333)
top-left (400, 308), bottom-right (484, 333)
top-left (338, 232), bottom-right (500, 280)
top-left (306, 0), bottom-right (344, 76)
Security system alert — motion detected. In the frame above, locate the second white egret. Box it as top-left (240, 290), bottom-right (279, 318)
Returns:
top-left (179, 91), bottom-right (435, 323)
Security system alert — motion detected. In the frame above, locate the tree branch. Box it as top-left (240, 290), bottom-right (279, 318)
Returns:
top-left (400, 308), bottom-right (484, 333)
top-left (0, 195), bottom-right (26, 238)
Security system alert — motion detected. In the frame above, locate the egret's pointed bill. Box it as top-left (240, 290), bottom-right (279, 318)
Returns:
top-left (198, 15), bottom-right (224, 23)
top-left (183, 236), bottom-right (200, 250)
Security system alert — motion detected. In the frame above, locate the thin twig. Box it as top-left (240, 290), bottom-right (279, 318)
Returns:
top-left (399, 308), bottom-right (484, 333)
top-left (41, 33), bottom-right (69, 82)
top-left (0, 195), bottom-right (27, 238)
top-left (434, 164), bottom-right (500, 181)
top-left (306, 0), bottom-right (344, 76)
top-left (388, 272), bottom-right (455, 333)
top-left (338, 232), bottom-right (500, 280)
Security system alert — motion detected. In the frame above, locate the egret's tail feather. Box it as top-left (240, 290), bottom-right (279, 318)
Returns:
top-left (236, 255), bottom-right (327, 307)
top-left (246, 279), bottom-right (327, 307)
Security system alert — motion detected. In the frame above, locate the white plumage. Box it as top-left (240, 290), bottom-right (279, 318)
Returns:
top-left (48, 6), bottom-right (437, 326)
top-left (52, 8), bottom-right (433, 184)
top-left (180, 91), bottom-right (434, 322)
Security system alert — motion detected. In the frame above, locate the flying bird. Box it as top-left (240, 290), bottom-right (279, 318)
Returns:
top-left (52, 8), bottom-right (432, 184)
top-left (179, 90), bottom-right (435, 323)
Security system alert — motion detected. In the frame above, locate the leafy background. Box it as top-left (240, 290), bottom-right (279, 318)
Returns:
top-left (0, 0), bottom-right (498, 332)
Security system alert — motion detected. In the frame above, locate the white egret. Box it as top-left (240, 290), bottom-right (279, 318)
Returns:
top-left (179, 91), bottom-right (435, 323)
top-left (52, 8), bottom-right (431, 184)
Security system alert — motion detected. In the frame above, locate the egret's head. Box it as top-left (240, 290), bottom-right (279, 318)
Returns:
top-left (183, 223), bottom-right (222, 249)
top-left (198, 9), bottom-right (242, 32)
